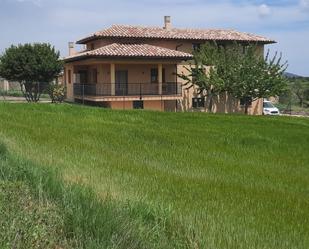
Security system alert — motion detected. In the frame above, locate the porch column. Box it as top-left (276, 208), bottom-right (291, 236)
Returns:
top-left (110, 63), bottom-right (115, 96)
top-left (158, 63), bottom-right (163, 95)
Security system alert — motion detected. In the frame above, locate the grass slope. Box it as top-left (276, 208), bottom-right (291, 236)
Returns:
top-left (0, 180), bottom-right (74, 249)
top-left (0, 103), bottom-right (308, 248)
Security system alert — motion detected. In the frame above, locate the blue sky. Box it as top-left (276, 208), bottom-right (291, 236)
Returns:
top-left (0, 0), bottom-right (308, 76)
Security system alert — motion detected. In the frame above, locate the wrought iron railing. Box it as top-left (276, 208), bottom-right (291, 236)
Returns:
top-left (73, 83), bottom-right (182, 97)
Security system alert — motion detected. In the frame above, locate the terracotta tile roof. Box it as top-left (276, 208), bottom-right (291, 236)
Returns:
top-left (64, 43), bottom-right (193, 61)
top-left (77, 25), bottom-right (275, 44)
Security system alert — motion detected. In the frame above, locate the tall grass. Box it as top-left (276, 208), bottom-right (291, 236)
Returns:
top-left (0, 103), bottom-right (308, 248)
top-left (0, 142), bottom-right (193, 249)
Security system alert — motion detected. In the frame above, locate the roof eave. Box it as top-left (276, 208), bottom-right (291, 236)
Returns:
top-left (64, 54), bottom-right (193, 63)
top-left (76, 36), bottom-right (97, 44)
top-left (76, 35), bottom-right (276, 45)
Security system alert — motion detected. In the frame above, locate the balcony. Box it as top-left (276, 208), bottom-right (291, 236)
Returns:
top-left (73, 83), bottom-right (182, 100)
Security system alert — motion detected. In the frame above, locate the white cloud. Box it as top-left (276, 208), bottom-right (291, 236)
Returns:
top-left (14, 0), bottom-right (42, 6)
top-left (300, 0), bottom-right (309, 10)
top-left (258, 4), bottom-right (272, 18)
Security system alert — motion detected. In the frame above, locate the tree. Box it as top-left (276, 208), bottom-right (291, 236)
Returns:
top-left (229, 47), bottom-right (288, 114)
top-left (179, 42), bottom-right (288, 114)
top-left (290, 78), bottom-right (309, 107)
top-left (0, 43), bottom-right (63, 102)
top-left (178, 43), bottom-right (229, 112)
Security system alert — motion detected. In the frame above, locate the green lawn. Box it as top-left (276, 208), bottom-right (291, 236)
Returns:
top-left (0, 103), bottom-right (308, 249)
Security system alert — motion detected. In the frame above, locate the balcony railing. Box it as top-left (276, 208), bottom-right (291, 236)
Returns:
top-left (73, 83), bottom-right (182, 97)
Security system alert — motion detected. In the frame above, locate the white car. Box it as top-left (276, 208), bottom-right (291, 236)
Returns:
top-left (263, 101), bottom-right (280, 115)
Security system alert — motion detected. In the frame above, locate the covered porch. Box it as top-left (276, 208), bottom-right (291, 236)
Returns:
top-left (68, 60), bottom-right (182, 102)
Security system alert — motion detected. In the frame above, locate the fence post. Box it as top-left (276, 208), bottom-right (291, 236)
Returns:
top-left (123, 84), bottom-right (125, 110)
top-left (161, 92), bottom-right (163, 111)
top-left (82, 84), bottom-right (85, 105)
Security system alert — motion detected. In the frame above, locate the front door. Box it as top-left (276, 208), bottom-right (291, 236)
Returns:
top-left (115, 70), bottom-right (128, 95)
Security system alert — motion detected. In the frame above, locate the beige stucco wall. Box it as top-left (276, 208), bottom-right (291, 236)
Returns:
top-left (110, 101), bottom-right (133, 110)
top-left (87, 39), bottom-right (265, 56)
top-left (144, 100), bottom-right (163, 111)
top-left (64, 64), bottom-right (74, 101)
top-left (114, 64), bottom-right (176, 83)
top-left (109, 100), bottom-right (163, 111)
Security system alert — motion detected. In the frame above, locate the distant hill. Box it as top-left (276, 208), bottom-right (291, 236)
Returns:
top-left (284, 72), bottom-right (303, 78)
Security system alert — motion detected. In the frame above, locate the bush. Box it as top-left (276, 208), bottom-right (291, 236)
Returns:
top-left (47, 84), bottom-right (65, 103)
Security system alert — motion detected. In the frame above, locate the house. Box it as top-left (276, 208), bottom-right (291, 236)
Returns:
top-left (63, 16), bottom-right (275, 114)
top-left (0, 78), bottom-right (9, 92)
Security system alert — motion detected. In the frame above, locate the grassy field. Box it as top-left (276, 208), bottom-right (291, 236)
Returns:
top-left (0, 180), bottom-right (75, 248)
top-left (0, 103), bottom-right (308, 248)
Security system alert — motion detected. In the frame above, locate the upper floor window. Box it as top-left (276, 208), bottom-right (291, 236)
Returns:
top-left (90, 43), bottom-right (95, 50)
top-left (192, 43), bottom-right (201, 51)
top-left (242, 45), bottom-right (249, 54)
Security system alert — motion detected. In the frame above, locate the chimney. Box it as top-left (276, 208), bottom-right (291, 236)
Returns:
top-left (68, 42), bottom-right (76, 56)
top-left (164, 16), bottom-right (172, 30)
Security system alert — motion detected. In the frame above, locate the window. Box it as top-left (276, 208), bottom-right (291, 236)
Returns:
top-left (91, 43), bottom-right (95, 50)
top-left (192, 43), bottom-right (201, 51)
top-left (242, 45), bottom-right (248, 54)
top-left (92, 69), bottom-right (97, 84)
top-left (240, 97), bottom-right (252, 106)
top-left (162, 68), bottom-right (166, 83)
top-left (133, 101), bottom-right (144, 109)
top-left (151, 68), bottom-right (165, 83)
top-left (217, 43), bottom-right (227, 51)
top-left (192, 97), bottom-right (205, 108)
top-left (68, 70), bottom-right (71, 84)
top-left (151, 68), bottom-right (158, 83)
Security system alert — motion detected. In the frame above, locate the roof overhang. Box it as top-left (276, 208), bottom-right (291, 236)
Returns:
top-left (63, 55), bottom-right (192, 63)
top-left (76, 36), bottom-right (276, 45)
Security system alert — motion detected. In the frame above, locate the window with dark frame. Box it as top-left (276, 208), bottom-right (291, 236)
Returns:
top-left (162, 68), bottom-right (166, 83)
top-left (92, 69), bottom-right (97, 84)
top-left (133, 101), bottom-right (144, 109)
top-left (91, 43), bottom-right (95, 50)
top-left (192, 97), bottom-right (205, 108)
top-left (192, 43), bottom-right (201, 51)
top-left (68, 70), bottom-right (71, 84)
top-left (240, 97), bottom-right (253, 106)
top-left (242, 45), bottom-right (249, 54)
top-left (151, 68), bottom-right (166, 83)
top-left (151, 68), bottom-right (158, 83)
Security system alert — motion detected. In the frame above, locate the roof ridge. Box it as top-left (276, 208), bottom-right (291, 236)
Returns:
top-left (108, 24), bottom-right (236, 32)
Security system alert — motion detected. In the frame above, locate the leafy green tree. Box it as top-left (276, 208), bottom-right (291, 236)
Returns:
top-left (180, 42), bottom-right (288, 114)
top-left (229, 48), bottom-right (288, 114)
top-left (178, 43), bottom-right (229, 112)
top-left (290, 78), bottom-right (309, 107)
top-left (0, 43), bottom-right (63, 102)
